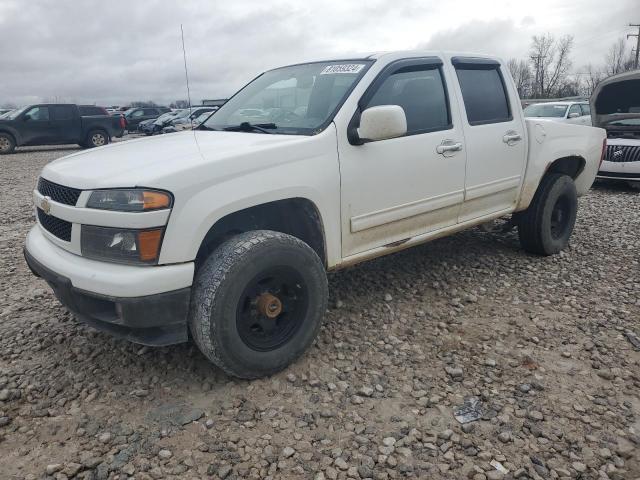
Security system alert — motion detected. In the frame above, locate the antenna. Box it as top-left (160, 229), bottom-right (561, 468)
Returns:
top-left (181, 24), bottom-right (193, 118)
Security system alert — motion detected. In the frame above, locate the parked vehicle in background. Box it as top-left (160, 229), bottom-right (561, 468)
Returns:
top-left (0, 108), bottom-right (13, 116)
top-left (524, 101), bottom-right (592, 125)
top-left (0, 104), bottom-right (125, 154)
top-left (140, 110), bottom-right (183, 135)
top-left (591, 70), bottom-right (640, 188)
top-left (163, 107), bottom-right (217, 133)
top-left (0, 109), bottom-right (17, 119)
top-left (122, 107), bottom-right (170, 132)
top-left (24, 51), bottom-right (605, 378)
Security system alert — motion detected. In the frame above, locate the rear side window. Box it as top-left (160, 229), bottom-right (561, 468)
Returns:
top-left (79, 106), bottom-right (105, 116)
top-left (364, 65), bottom-right (450, 134)
top-left (455, 66), bottom-right (511, 125)
top-left (143, 109), bottom-right (157, 116)
top-left (52, 105), bottom-right (74, 120)
top-left (580, 104), bottom-right (591, 116)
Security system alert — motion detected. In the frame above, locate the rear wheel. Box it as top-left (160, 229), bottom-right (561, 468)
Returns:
top-left (189, 230), bottom-right (328, 379)
top-left (517, 173), bottom-right (578, 255)
top-left (0, 133), bottom-right (16, 154)
top-left (85, 130), bottom-right (108, 148)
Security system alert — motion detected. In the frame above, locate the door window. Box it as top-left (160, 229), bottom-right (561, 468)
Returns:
top-left (25, 106), bottom-right (49, 121)
top-left (363, 66), bottom-right (450, 134)
top-left (580, 104), bottom-right (591, 116)
top-left (568, 104), bottom-right (582, 117)
top-left (455, 66), bottom-right (511, 125)
top-left (78, 106), bottom-right (105, 116)
top-left (131, 110), bottom-right (144, 118)
top-left (52, 105), bottom-right (74, 120)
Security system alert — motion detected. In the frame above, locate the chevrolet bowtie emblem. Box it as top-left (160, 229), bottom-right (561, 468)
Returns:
top-left (40, 196), bottom-right (51, 214)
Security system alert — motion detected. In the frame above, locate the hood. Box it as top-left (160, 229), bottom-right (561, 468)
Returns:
top-left (590, 69), bottom-right (640, 136)
top-left (40, 130), bottom-right (305, 190)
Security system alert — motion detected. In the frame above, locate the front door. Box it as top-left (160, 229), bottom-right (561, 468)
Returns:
top-left (448, 57), bottom-right (527, 222)
top-left (21, 106), bottom-right (54, 145)
top-left (339, 58), bottom-right (467, 257)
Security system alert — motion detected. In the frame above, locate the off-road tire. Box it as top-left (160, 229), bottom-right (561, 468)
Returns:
top-left (84, 130), bottom-right (108, 148)
top-left (0, 133), bottom-right (16, 154)
top-left (189, 230), bottom-right (328, 379)
top-left (517, 173), bottom-right (577, 255)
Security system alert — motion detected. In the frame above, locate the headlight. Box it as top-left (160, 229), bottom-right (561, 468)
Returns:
top-left (81, 226), bottom-right (164, 265)
top-left (86, 189), bottom-right (172, 212)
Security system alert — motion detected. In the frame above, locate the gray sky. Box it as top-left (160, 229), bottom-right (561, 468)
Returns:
top-left (0, 0), bottom-right (637, 107)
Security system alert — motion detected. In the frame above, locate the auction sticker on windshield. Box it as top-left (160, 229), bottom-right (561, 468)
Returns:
top-left (320, 64), bottom-right (365, 75)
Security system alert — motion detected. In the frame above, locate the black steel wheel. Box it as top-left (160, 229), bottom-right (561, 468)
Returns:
top-left (189, 230), bottom-right (327, 379)
top-left (517, 173), bottom-right (578, 255)
top-left (236, 266), bottom-right (309, 352)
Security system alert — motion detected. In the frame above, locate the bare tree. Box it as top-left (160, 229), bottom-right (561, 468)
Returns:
top-left (529, 34), bottom-right (574, 98)
top-left (582, 64), bottom-right (604, 96)
top-left (507, 58), bottom-right (532, 98)
top-left (604, 38), bottom-right (635, 76)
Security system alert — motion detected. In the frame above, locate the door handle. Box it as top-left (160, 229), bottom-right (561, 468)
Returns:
top-left (503, 131), bottom-right (522, 145)
top-left (436, 141), bottom-right (463, 155)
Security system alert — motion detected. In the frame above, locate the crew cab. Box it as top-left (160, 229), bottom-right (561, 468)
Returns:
top-left (0, 104), bottom-right (125, 154)
top-left (24, 51), bottom-right (606, 378)
top-left (591, 70), bottom-right (640, 187)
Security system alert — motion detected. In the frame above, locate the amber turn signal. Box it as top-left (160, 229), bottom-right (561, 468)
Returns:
top-left (143, 191), bottom-right (171, 210)
top-left (137, 229), bottom-right (164, 261)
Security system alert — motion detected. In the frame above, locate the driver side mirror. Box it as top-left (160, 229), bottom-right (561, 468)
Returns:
top-left (357, 105), bottom-right (407, 143)
top-left (568, 112), bottom-right (580, 119)
top-left (23, 115), bottom-right (32, 122)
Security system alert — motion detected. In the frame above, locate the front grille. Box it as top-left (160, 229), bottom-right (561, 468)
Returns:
top-left (37, 208), bottom-right (72, 241)
top-left (605, 145), bottom-right (640, 163)
top-left (37, 177), bottom-right (82, 206)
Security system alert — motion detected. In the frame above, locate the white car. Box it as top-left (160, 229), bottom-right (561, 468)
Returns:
top-left (591, 70), bottom-right (640, 187)
top-left (524, 101), bottom-right (592, 125)
top-left (24, 51), bottom-right (605, 378)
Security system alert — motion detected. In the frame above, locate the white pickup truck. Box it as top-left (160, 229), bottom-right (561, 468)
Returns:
top-left (25, 51), bottom-right (606, 378)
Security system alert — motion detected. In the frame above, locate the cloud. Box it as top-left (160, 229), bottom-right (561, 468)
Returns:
top-left (0, 0), bottom-right (636, 107)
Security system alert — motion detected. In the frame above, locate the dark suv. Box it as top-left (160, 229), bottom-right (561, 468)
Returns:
top-left (123, 107), bottom-right (171, 132)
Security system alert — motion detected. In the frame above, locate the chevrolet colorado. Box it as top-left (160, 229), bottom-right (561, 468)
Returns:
top-left (24, 51), bottom-right (606, 378)
top-left (0, 104), bottom-right (125, 154)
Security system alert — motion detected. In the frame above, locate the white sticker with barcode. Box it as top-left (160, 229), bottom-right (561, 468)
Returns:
top-left (320, 64), bottom-right (364, 75)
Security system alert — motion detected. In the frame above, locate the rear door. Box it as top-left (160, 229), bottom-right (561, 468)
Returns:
top-left (339, 57), bottom-right (467, 257)
top-left (50, 105), bottom-right (81, 143)
top-left (448, 57), bottom-right (527, 222)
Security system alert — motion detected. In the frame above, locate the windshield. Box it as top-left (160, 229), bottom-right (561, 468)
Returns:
top-left (607, 114), bottom-right (640, 127)
top-left (203, 60), bottom-right (372, 135)
top-left (524, 104), bottom-right (568, 118)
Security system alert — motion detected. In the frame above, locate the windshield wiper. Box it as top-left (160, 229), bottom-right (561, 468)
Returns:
top-left (223, 122), bottom-right (277, 134)
top-left (197, 124), bottom-right (220, 131)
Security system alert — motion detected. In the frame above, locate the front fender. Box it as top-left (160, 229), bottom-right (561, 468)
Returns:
top-left (0, 125), bottom-right (22, 145)
top-left (158, 126), bottom-right (341, 268)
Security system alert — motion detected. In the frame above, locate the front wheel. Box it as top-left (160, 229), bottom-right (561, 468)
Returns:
top-left (0, 133), bottom-right (16, 154)
top-left (189, 230), bottom-right (328, 379)
top-left (517, 173), bottom-right (578, 255)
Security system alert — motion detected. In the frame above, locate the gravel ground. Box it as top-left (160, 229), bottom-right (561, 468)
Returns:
top-left (0, 142), bottom-right (638, 480)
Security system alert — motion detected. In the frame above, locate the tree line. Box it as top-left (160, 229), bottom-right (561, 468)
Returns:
top-left (508, 34), bottom-right (637, 100)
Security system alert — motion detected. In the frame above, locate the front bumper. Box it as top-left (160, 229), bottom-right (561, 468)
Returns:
top-left (24, 226), bottom-right (194, 346)
top-left (597, 159), bottom-right (640, 181)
